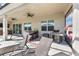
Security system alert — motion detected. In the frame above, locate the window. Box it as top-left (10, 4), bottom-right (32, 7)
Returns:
top-left (41, 21), bottom-right (47, 31)
top-left (0, 23), bottom-right (10, 28)
top-left (66, 13), bottom-right (72, 26)
top-left (41, 20), bottom-right (54, 31)
top-left (24, 23), bottom-right (32, 31)
top-left (0, 23), bottom-right (3, 27)
top-left (48, 20), bottom-right (54, 31)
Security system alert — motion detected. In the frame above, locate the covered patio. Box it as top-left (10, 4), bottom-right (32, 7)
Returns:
top-left (0, 3), bottom-right (72, 56)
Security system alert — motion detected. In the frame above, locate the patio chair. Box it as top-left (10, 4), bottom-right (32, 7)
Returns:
top-left (3, 33), bottom-right (32, 56)
top-left (50, 41), bottom-right (72, 56)
top-left (72, 37), bottom-right (79, 56)
top-left (24, 37), bottom-right (53, 56)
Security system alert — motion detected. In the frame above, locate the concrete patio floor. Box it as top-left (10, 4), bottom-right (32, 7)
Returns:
top-left (16, 37), bottom-right (72, 56)
top-left (0, 35), bottom-right (72, 56)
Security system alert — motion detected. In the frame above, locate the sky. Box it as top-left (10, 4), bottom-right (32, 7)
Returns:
top-left (66, 13), bottom-right (72, 26)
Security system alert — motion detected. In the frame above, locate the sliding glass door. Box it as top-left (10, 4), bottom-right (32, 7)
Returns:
top-left (13, 24), bottom-right (22, 34)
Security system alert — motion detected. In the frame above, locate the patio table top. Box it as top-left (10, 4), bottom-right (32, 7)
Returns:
top-left (51, 42), bottom-right (72, 54)
top-left (0, 41), bottom-right (20, 49)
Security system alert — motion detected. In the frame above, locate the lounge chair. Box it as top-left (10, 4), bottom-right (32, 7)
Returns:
top-left (24, 37), bottom-right (53, 56)
top-left (3, 33), bottom-right (32, 56)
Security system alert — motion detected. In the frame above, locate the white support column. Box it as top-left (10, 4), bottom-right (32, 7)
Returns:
top-left (3, 15), bottom-right (7, 41)
top-left (73, 9), bottom-right (77, 41)
top-left (73, 4), bottom-right (79, 40)
top-left (22, 24), bottom-right (24, 35)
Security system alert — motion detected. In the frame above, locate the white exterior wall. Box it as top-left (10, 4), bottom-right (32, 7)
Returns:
top-left (73, 4), bottom-right (79, 40)
top-left (0, 4), bottom-right (70, 38)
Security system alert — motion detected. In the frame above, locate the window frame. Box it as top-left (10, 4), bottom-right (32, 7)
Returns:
top-left (24, 23), bottom-right (32, 31)
top-left (41, 20), bottom-right (54, 31)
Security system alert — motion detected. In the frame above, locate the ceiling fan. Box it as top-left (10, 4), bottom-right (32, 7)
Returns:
top-left (27, 12), bottom-right (34, 17)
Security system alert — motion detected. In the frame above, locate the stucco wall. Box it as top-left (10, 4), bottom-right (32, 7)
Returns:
top-left (9, 12), bottom-right (65, 34)
top-left (0, 3), bottom-right (68, 35)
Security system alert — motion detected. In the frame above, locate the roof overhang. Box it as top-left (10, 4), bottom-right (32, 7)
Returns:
top-left (0, 3), bottom-right (9, 10)
top-left (0, 3), bottom-right (72, 19)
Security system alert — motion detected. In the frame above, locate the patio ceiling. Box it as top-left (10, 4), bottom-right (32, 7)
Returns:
top-left (5, 3), bottom-right (72, 20)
